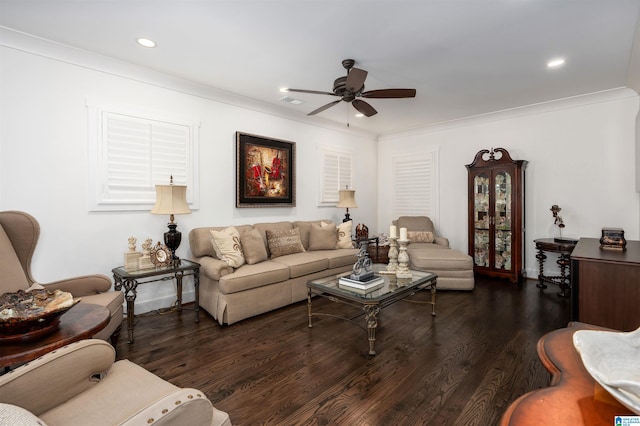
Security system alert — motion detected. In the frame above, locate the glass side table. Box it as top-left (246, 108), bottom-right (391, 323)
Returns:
top-left (112, 259), bottom-right (200, 343)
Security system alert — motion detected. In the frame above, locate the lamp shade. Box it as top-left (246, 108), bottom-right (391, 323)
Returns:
top-left (150, 184), bottom-right (191, 215)
top-left (336, 188), bottom-right (357, 208)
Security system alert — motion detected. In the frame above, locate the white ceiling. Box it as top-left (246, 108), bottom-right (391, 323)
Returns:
top-left (1, 0), bottom-right (640, 136)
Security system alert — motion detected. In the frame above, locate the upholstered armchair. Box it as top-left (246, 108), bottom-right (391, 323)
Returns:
top-left (0, 210), bottom-right (124, 343)
top-left (0, 339), bottom-right (232, 425)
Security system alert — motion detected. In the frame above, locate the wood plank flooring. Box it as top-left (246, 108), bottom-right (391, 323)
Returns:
top-left (115, 276), bottom-right (571, 426)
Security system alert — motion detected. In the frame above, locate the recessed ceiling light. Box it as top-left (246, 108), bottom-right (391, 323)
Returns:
top-left (547, 58), bottom-right (565, 68)
top-left (137, 38), bottom-right (157, 48)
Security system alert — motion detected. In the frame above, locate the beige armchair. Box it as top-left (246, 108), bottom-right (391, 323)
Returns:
top-left (0, 211), bottom-right (124, 343)
top-left (0, 339), bottom-right (231, 425)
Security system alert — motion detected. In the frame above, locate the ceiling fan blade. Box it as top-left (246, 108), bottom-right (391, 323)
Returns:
top-left (352, 99), bottom-right (377, 117)
top-left (361, 88), bottom-right (417, 98)
top-left (307, 100), bottom-right (342, 116)
top-left (286, 88), bottom-right (338, 96)
top-left (345, 68), bottom-right (368, 92)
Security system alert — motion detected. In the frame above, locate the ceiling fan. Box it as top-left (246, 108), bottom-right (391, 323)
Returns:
top-left (284, 59), bottom-right (416, 117)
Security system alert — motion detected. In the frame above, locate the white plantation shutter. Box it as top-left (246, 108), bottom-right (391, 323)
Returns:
top-left (319, 149), bottom-right (353, 205)
top-left (393, 151), bottom-right (438, 221)
top-left (88, 101), bottom-right (199, 211)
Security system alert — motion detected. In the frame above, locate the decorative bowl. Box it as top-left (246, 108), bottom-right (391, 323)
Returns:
top-left (0, 289), bottom-right (78, 343)
top-left (573, 327), bottom-right (640, 414)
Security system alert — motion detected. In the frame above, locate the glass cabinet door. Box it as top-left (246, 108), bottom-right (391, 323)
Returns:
top-left (473, 173), bottom-right (490, 267)
top-left (494, 170), bottom-right (512, 270)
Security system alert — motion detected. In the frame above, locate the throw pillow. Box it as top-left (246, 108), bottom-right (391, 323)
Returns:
top-left (407, 230), bottom-right (435, 243)
top-left (240, 228), bottom-right (268, 265)
top-left (308, 223), bottom-right (337, 250)
top-left (210, 226), bottom-right (245, 268)
top-left (266, 228), bottom-right (306, 258)
top-left (336, 220), bottom-right (353, 249)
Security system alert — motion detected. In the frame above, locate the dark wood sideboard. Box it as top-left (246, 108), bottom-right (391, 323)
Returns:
top-left (571, 237), bottom-right (640, 331)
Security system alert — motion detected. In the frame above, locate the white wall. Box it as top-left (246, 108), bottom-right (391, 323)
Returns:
top-left (0, 43), bottom-right (377, 313)
top-left (379, 89), bottom-right (640, 278)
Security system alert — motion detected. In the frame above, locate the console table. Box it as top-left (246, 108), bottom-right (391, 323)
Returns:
top-left (534, 238), bottom-right (577, 297)
top-left (500, 322), bottom-right (633, 425)
top-left (112, 259), bottom-right (200, 343)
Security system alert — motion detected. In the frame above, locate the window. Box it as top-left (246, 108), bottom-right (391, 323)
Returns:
top-left (318, 148), bottom-right (353, 205)
top-left (392, 149), bottom-right (439, 222)
top-left (87, 100), bottom-right (199, 211)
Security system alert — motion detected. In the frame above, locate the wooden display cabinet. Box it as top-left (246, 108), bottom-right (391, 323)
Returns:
top-left (466, 148), bottom-right (527, 283)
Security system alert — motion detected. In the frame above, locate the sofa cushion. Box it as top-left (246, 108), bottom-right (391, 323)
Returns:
top-left (240, 228), bottom-right (268, 265)
top-left (270, 252), bottom-right (329, 278)
top-left (209, 227), bottom-right (245, 268)
top-left (315, 248), bottom-right (359, 269)
top-left (266, 228), bottom-right (305, 258)
top-left (219, 261), bottom-right (290, 293)
top-left (408, 231), bottom-right (434, 243)
top-left (309, 223), bottom-right (337, 251)
top-left (408, 246), bottom-right (473, 271)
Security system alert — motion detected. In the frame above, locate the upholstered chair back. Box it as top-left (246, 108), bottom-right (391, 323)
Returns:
top-left (0, 211), bottom-right (38, 293)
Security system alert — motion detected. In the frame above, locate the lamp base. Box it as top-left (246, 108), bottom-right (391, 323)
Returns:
top-left (343, 208), bottom-right (351, 223)
top-left (164, 223), bottom-right (182, 264)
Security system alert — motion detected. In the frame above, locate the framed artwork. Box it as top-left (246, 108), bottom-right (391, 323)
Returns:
top-left (236, 132), bottom-right (296, 207)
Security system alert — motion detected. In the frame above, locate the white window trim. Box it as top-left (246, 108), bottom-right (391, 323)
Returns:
top-left (86, 99), bottom-right (200, 211)
top-left (317, 146), bottom-right (354, 206)
top-left (392, 147), bottom-right (440, 224)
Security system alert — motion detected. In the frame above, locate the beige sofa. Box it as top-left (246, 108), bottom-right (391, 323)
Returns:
top-left (394, 216), bottom-right (474, 290)
top-left (189, 220), bottom-right (359, 325)
top-left (0, 339), bottom-right (231, 425)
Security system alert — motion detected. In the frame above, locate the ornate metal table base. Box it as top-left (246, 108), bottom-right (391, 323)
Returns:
top-left (534, 238), bottom-right (577, 298)
top-left (112, 260), bottom-right (200, 343)
top-left (307, 267), bottom-right (437, 356)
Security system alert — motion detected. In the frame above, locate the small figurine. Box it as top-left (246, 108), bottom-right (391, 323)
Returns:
top-left (142, 238), bottom-right (152, 256)
top-left (128, 236), bottom-right (137, 252)
top-left (355, 224), bottom-right (369, 239)
top-left (550, 205), bottom-right (566, 238)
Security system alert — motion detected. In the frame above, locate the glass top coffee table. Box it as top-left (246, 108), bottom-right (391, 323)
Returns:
top-left (307, 264), bottom-right (437, 355)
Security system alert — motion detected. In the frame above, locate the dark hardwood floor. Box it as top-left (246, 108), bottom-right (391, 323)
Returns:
top-left (115, 276), bottom-right (571, 426)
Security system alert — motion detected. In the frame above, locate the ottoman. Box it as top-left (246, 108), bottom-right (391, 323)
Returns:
top-left (407, 244), bottom-right (475, 290)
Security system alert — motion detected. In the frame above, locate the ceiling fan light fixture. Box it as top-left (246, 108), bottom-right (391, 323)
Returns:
top-left (280, 88), bottom-right (290, 92)
top-left (136, 38), bottom-right (156, 48)
top-left (355, 113), bottom-right (364, 118)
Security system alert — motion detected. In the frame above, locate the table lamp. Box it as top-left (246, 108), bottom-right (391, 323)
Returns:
top-left (150, 176), bottom-right (191, 262)
top-left (336, 185), bottom-right (357, 223)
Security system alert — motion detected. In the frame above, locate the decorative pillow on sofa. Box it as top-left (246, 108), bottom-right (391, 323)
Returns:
top-left (309, 223), bottom-right (337, 250)
top-left (336, 220), bottom-right (353, 248)
top-left (266, 228), bottom-right (306, 258)
top-left (210, 226), bottom-right (245, 268)
top-left (321, 220), bottom-right (353, 249)
top-left (407, 230), bottom-right (435, 244)
top-left (240, 228), bottom-right (268, 265)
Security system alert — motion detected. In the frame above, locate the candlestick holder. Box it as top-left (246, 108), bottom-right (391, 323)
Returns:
top-left (396, 238), bottom-right (412, 279)
top-left (386, 236), bottom-right (398, 272)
